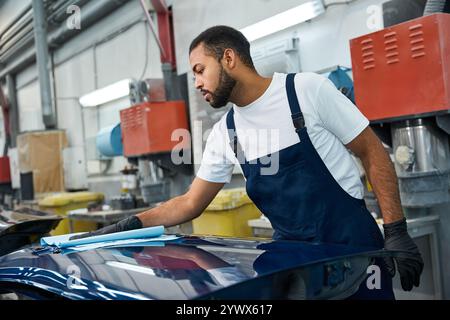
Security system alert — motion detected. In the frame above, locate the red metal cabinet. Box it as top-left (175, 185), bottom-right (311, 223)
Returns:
top-left (120, 101), bottom-right (190, 157)
top-left (0, 156), bottom-right (11, 184)
top-left (350, 13), bottom-right (450, 121)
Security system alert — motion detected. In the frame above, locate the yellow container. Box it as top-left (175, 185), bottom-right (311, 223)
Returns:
top-left (38, 192), bottom-right (104, 235)
top-left (192, 188), bottom-right (262, 237)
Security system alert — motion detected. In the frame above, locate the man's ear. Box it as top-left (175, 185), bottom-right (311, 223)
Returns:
top-left (222, 48), bottom-right (237, 69)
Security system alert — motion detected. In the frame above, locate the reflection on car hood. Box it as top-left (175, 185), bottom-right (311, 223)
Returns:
top-left (0, 235), bottom-right (399, 300)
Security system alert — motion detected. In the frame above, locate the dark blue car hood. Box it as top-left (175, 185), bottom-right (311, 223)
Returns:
top-left (0, 235), bottom-right (397, 300)
top-left (0, 208), bottom-right (61, 257)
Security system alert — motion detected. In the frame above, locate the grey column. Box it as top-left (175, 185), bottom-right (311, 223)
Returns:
top-left (32, 0), bottom-right (56, 128)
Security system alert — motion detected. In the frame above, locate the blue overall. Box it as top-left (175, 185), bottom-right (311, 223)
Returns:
top-left (226, 73), bottom-right (394, 299)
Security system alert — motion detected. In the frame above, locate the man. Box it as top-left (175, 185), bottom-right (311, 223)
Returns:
top-left (73, 26), bottom-right (423, 298)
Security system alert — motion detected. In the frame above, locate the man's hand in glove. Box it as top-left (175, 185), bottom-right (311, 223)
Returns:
top-left (383, 217), bottom-right (424, 291)
top-left (69, 216), bottom-right (143, 240)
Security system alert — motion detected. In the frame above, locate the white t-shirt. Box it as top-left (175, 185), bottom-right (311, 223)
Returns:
top-left (196, 72), bottom-right (369, 199)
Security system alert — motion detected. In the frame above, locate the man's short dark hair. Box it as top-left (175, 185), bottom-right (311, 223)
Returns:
top-left (189, 25), bottom-right (255, 70)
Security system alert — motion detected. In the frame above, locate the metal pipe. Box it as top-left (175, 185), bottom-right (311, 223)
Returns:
top-left (0, 25), bottom-right (34, 59)
top-left (0, 49), bottom-right (35, 81)
top-left (0, 0), bottom-right (130, 80)
top-left (6, 74), bottom-right (19, 148)
top-left (139, 0), bottom-right (166, 59)
top-left (0, 0), bottom-right (55, 57)
top-left (49, 0), bottom-right (130, 46)
top-left (46, 0), bottom-right (74, 24)
top-left (48, 0), bottom-right (89, 25)
top-left (0, 11), bottom-right (33, 53)
top-left (0, 79), bottom-right (11, 155)
top-left (0, 4), bottom-right (32, 39)
top-left (32, 0), bottom-right (56, 128)
top-left (0, 0), bottom-right (66, 61)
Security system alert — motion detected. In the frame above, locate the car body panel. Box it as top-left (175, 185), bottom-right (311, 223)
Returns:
top-left (0, 235), bottom-right (398, 300)
top-left (0, 208), bottom-right (61, 256)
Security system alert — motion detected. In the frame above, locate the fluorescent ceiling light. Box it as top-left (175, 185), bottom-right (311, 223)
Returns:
top-left (240, 0), bottom-right (325, 42)
top-left (79, 79), bottom-right (131, 107)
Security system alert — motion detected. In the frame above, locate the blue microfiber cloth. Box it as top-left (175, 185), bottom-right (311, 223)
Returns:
top-left (40, 225), bottom-right (165, 249)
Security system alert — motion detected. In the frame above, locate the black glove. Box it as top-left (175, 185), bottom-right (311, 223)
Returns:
top-left (69, 216), bottom-right (143, 241)
top-left (383, 218), bottom-right (424, 291)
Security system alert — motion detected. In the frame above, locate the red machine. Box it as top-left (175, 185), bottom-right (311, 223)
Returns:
top-left (350, 13), bottom-right (450, 208)
top-left (120, 101), bottom-right (190, 157)
top-left (350, 13), bottom-right (450, 121)
top-left (0, 156), bottom-right (11, 184)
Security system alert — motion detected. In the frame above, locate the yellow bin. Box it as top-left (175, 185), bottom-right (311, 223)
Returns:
top-left (192, 188), bottom-right (262, 237)
top-left (38, 192), bottom-right (104, 235)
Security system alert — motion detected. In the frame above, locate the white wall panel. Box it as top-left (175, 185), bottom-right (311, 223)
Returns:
top-left (54, 49), bottom-right (95, 147)
top-left (16, 81), bottom-right (45, 132)
top-left (95, 22), bottom-right (163, 88)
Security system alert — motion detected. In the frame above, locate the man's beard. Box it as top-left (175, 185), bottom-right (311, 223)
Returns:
top-left (209, 67), bottom-right (236, 109)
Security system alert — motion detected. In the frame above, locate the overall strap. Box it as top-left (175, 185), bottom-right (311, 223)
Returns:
top-left (285, 73), bottom-right (305, 132)
top-left (226, 108), bottom-right (244, 160)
